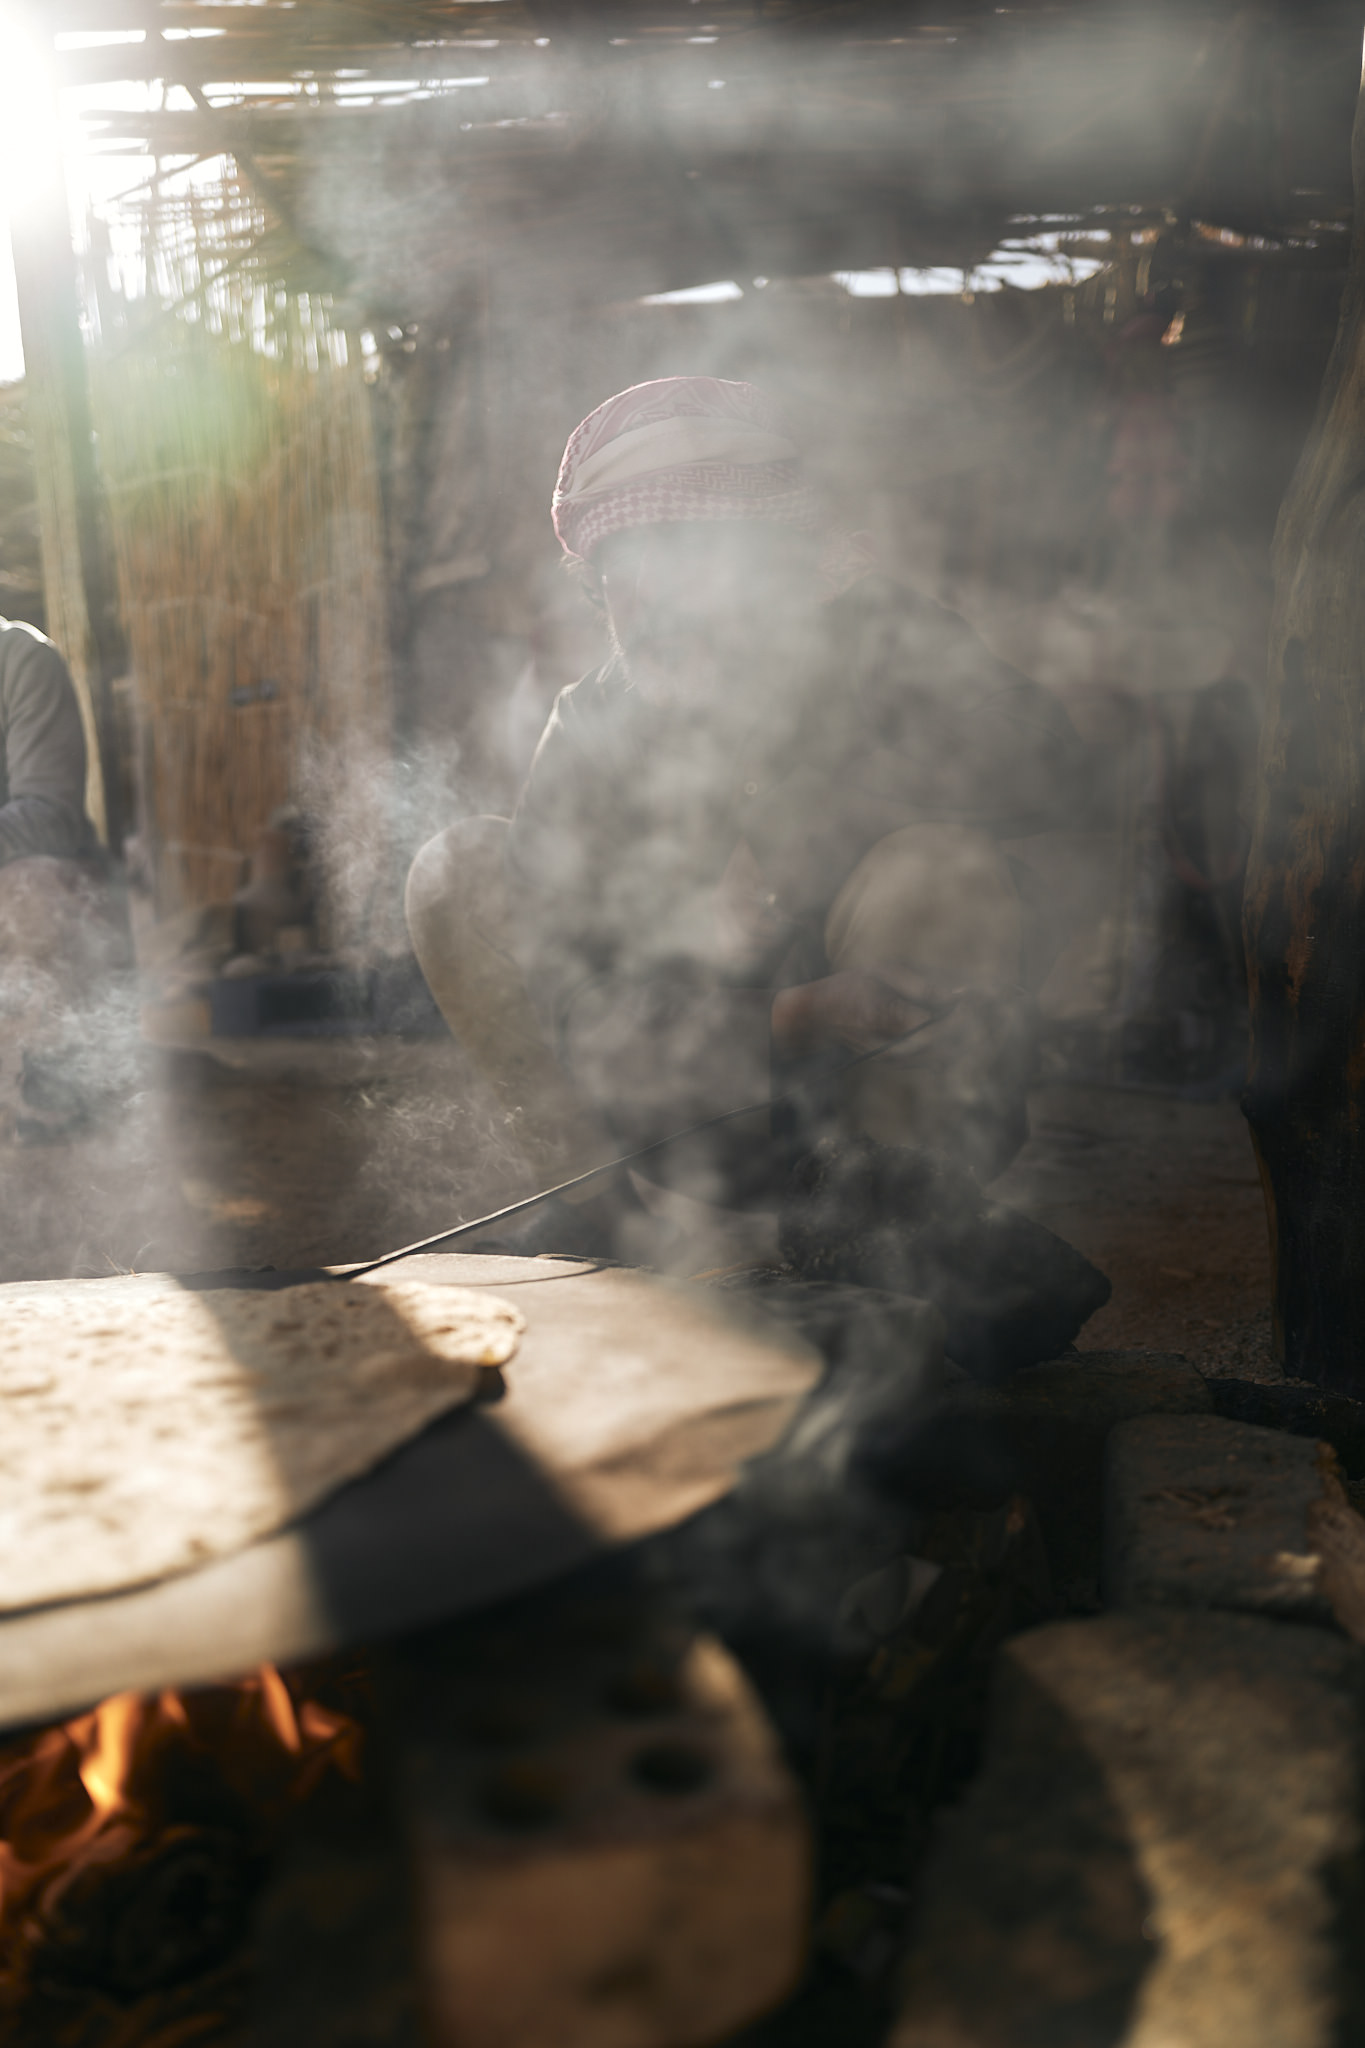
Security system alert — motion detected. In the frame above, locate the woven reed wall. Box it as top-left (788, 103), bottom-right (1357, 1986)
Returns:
top-left (89, 177), bottom-right (392, 941)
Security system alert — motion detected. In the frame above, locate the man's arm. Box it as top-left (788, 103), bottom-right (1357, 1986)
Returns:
top-left (0, 627), bottom-right (94, 866)
top-left (770, 968), bottom-right (931, 1057)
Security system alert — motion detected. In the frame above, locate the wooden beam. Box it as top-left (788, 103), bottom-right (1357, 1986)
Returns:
top-left (53, 42), bottom-right (535, 87)
top-left (45, 0), bottom-right (533, 34)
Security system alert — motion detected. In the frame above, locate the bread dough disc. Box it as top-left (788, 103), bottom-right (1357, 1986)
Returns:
top-left (0, 1275), bottom-right (523, 1613)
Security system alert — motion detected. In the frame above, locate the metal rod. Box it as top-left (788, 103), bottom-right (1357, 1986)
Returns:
top-left (349, 1003), bottom-right (956, 1277)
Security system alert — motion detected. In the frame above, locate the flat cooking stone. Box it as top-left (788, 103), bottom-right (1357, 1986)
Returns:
top-left (1104, 1413), bottom-right (1340, 1625)
top-left (892, 1612), bottom-right (1365, 2048)
top-left (0, 1255), bottom-right (821, 1731)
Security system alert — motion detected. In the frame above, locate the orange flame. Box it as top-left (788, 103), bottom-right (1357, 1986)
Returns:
top-left (76, 1691), bottom-right (144, 1818)
top-left (0, 1665), bottom-right (362, 1989)
top-left (258, 1663), bottom-right (302, 1755)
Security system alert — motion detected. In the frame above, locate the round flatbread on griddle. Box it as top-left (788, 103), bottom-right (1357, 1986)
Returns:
top-left (0, 1275), bottom-right (523, 1613)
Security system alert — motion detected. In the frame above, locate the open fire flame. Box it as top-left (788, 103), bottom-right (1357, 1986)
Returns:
top-left (0, 1666), bottom-right (361, 2001)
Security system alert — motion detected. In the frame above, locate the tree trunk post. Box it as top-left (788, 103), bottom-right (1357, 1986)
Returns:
top-left (1244, 55), bottom-right (1365, 1392)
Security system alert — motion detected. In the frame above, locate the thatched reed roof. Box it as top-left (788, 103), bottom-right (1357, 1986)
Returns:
top-left (44, 1), bottom-right (1360, 322)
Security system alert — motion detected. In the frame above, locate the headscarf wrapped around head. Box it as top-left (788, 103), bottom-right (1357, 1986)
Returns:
top-left (552, 376), bottom-right (874, 595)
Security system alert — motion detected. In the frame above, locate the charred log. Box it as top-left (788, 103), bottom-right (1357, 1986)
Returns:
top-left (31, 1827), bottom-right (262, 2000)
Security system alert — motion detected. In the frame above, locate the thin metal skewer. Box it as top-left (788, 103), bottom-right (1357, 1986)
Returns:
top-left (349, 1001), bottom-right (957, 1277)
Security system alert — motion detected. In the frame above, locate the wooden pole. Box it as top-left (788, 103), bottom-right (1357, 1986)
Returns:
top-left (6, 15), bottom-right (123, 849)
top-left (1243, 52), bottom-right (1365, 1393)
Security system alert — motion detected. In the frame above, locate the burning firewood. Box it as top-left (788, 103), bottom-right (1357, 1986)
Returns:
top-left (0, 1664), bottom-right (362, 2038)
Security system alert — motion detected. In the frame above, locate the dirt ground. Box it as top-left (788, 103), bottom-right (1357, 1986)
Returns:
top-left (0, 1035), bottom-right (1277, 1379)
top-left (991, 1081), bottom-right (1279, 1381)
top-left (0, 1037), bottom-right (526, 1284)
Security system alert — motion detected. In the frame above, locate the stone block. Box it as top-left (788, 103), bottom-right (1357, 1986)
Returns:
top-left (390, 1586), bottom-right (809, 2048)
top-left (893, 1612), bottom-right (1365, 2047)
top-left (1104, 1413), bottom-right (1342, 1625)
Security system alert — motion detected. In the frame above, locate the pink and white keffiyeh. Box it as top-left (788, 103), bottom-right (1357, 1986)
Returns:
top-left (551, 376), bottom-right (875, 594)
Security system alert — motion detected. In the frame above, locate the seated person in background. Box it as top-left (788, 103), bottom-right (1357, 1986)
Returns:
top-left (0, 619), bottom-right (124, 1138)
top-left (0, 612), bottom-right (99, 860)
top-left (406, 376), bottom-right (1085, 1259)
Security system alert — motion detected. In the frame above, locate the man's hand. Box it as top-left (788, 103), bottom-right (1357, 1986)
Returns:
top-left (770, 968), bottom-right (936, 1058)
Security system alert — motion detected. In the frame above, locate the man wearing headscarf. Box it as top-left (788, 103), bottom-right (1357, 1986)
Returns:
top-left (407, 377), bottom-right (1086, 1259)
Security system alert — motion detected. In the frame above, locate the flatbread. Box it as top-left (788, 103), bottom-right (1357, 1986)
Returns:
top-left (0, 1275), bottom-right (523, 1614)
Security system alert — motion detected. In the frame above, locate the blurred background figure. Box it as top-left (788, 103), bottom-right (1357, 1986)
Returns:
top-left (0, 619), bottom-right (129, 1141)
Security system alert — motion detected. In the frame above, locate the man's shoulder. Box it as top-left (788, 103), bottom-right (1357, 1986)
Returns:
top-left (0, 619), bottom-right (68, 678)
top-left (541, 655), bottom-right (638, 749)
top-left (556, 654), bottom-right (628, 711)
top-left (0, 619), bottom-right (56, 659)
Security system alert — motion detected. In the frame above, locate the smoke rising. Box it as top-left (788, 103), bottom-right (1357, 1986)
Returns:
top-left (2, 8), bottom-right (1343, 1305)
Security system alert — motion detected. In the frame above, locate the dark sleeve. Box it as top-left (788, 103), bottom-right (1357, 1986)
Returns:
top-left (0, 628), bottom-right (94, 866)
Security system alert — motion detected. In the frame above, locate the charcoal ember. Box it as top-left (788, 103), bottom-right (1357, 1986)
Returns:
top-left (31, 1826), bottom-right (263, 1999)
top-left (779, 1136), bottom-right (1111, 1380)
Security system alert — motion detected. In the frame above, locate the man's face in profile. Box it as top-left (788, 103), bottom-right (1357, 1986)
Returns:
top-left (595, 521), bottom-right (819, 711)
